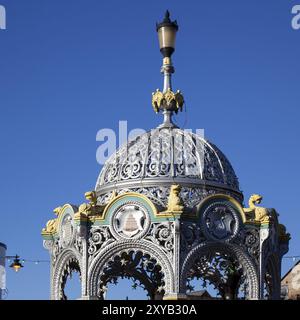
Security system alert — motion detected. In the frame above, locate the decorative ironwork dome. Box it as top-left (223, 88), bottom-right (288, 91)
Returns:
top-left (95, 126), bottom-right (242, 207)
top-left (95, 10), bottom-right (241, 205)
top-left (41, 11), bottom-right (290, 301)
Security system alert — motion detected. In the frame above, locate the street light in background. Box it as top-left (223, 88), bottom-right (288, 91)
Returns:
top-left (1, 241), bottom-right (50, 299)
top-left (9, 255), bottom-right (24, 272)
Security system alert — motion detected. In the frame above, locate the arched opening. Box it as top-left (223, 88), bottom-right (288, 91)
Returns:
top-left (59, 257), bottom-right (81, 300)
top-left (52, 252), bottom-right (82, 300)
top-left (63, 269), bottom-right (81, 300)
top-left (185, 251), bottom-right (249, 299)
top-left (97, 250), bottom-right (165, 300)
top-left (105, 278), bottom-right (149, 300)
top-left (181, 243), bottom-right (258, 300)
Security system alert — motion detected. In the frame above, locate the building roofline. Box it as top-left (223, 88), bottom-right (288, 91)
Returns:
top-left (281, 259), bottom-right (300, 281)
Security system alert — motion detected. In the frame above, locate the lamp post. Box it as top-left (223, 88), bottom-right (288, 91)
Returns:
top-left (156, 10), bottom-right (178, 93)
top-left (157, 10), bottom-right (178, 60)
top-left (152, 11), bottom-right (184, 127)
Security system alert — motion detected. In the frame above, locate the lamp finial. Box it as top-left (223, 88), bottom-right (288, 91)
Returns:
top-left (165, 10), bottom-right (170, 20)
top-left (152, 12), bottom-right (184, 127)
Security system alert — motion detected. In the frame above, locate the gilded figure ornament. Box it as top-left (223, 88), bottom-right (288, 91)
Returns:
top-left (42, 206), bottom-right (62, 234)
top-left (84, 191), bottom-right (97, 205)
top-left (161, 184), bottom-right (184, 214)
top-left (42, 219), bottom-right (57, 234)
top-left (243, 194), bottom-right (272, 224)
top-left (75, 190), bottom-right (117, 219)
top-left (53, 206), bottom-right (62, 216)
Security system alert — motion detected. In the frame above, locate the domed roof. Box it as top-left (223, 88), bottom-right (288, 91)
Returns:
top-left (95, 12), bottom-right (242, 207)
top-left (95, 127), bottom-right (240, 194)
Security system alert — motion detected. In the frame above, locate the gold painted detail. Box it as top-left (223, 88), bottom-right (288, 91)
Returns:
top-left (243, 194), bottom-right (274, 224)
top-left (161, 184), bottom-right (184, 214)
top-left (152, 88), bottom-right (184, 114)
top-left (242, 194), bottom-right (290, 241)
top-left (41, 206), bottom-right (62, 235)
top-left (163, 57), bottom-right (171, 65)
top-left (74, 191), bottom-right (116, 221)
top-left (41, 191), bottom-right (118, 236)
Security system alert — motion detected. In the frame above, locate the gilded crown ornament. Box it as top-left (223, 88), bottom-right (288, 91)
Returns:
top-left (152, 88), bottom-right (184, 114)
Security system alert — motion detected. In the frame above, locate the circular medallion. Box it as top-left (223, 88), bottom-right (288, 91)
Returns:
top-left (110, 201), bottom-right (151, 240)
top-left (200, 200), bottom-right (241, 242)
top-left (60, 214), bottom-right (74, 247)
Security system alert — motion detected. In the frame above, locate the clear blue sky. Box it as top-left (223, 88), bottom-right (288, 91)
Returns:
top-left (0, 0), bottom-right (299, 299)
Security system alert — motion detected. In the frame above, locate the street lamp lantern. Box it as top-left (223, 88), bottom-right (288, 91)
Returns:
top-left (9, 255), bottom-right (23, 272)
top-left (156, 10), bottom-right (178, 58)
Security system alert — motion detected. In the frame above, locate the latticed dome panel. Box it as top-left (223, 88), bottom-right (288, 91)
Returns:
top-left (96, 127), bottom-right (239, 192)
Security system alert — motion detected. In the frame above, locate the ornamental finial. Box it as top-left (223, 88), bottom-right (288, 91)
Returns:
top-left (153, 11), bottom-right (184, 127)
top-left (165, 10), bottom-right (170, 19)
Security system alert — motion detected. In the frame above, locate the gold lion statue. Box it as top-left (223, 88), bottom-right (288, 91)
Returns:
top-left (163, 184), bottom-right (184, 213)
top-left (42, 206), bottom-right (62, 234)
top-left (76, 190), bottom-right (116, 218)
top-left (243, 194), bottom-right (273, 224)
